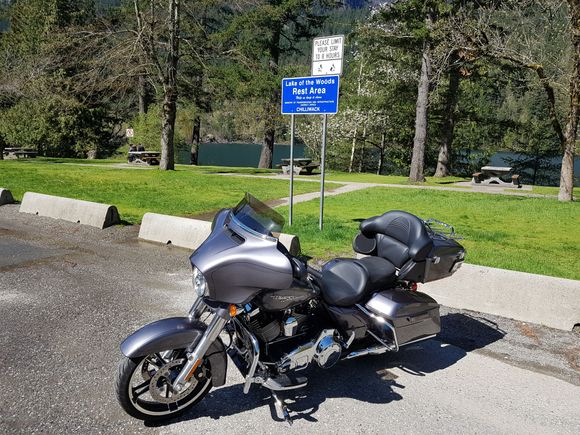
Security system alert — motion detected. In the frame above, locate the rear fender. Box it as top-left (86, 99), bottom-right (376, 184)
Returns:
top-left (120, 317), bottom-right (227, 387)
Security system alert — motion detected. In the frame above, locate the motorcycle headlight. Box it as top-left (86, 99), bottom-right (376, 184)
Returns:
top-left (192, 266), bottom-right (208, 297)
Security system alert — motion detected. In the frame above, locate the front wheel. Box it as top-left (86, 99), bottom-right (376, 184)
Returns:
top-left (115, 350), bottom-right (212, 421)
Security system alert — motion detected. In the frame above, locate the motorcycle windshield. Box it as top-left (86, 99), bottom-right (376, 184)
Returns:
top-left (231, 193), bottom-right (285, 238)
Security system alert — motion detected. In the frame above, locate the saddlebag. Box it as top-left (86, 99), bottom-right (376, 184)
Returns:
top-left (398, 235), bottom-right (465, 283)
top-left (365, 288), bottom-right (440, 345)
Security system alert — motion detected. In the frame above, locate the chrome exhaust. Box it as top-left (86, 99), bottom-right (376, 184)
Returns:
top-left (344, 345), bottom-right (389, 360)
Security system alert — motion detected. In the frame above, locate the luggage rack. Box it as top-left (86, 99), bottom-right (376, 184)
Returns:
top-left (423, 218), bottom-right (463, 241)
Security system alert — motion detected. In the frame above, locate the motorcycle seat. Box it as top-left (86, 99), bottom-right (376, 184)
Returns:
top-left (353, 210), bottom-right (433, 268)
top-left (320, 257), bottom-right (397, 307)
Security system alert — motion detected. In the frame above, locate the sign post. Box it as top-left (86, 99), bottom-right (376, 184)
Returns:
top-left (281, 34), bottom-right (344, 230)
top-left (281, 75), bottom-right (340, 227)
top-left (289, 114), bottom-right (295, 226)
top-left (319, 114), bottom-right (328, 230)
top-left (311, 35), bottom-right (344, 230)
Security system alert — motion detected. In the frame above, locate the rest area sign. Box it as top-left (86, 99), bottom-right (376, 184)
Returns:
top-left (281, 75), bottom-right (340, 115)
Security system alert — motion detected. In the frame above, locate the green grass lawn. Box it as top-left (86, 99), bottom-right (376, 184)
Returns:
top-left (178, 164), bottom-right (280, 175)
top-left (280, 187), bottom-right (580, 280)
top-left (0, 159), bottom-right (318, 223)
top-left (2, 159), bottom-right (577, 279)
top-left (321, 171), bottom-right (470, 186)
top-left (34, 157), bottom-right (126, 164)
top-left (507, 185), bottom-right (561, 196)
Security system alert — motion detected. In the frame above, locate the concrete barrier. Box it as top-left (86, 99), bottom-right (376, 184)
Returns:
top-left (422, 263), bottom-right (580, 331)
top-left (139, 213), bottom-right (212, 250)
top-left (139, 212), bottom-right (301, 256)
top-left (278, 233), bottom-right (301, 257)
top-left (0, 188), bottom-right (14, 205)
top-left (19, 192), bottom-right (120, 229)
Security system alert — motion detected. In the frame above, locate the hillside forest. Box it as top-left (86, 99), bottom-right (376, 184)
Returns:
top-left (0, 0), bottom-right (578, 201)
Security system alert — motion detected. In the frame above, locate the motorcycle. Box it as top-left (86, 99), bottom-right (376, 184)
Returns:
top-left (115, 193), bottom-right (465, 423)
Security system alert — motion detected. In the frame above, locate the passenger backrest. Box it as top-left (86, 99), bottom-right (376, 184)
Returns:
top-left (354, 210), bottom-right (433, 268)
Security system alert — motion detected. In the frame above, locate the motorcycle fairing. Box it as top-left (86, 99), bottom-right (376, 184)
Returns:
top-left (190, 209), bottom-right (294, 305)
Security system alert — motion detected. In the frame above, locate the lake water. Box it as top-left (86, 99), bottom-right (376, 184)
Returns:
top-left (488, 152), bottom-right (580, 186)
top-left (180, 143), bottom-right (578, 187)
top-left (177, 143), bottom-right (306, 167)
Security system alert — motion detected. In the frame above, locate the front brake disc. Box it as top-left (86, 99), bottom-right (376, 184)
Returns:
top-left (149, 359), bottom-right (199, 404)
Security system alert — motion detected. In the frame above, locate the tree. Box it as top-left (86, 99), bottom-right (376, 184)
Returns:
top-left (373, 1), bottom-right (447, 183)
top-left (132, 0), bottom-right (181, 170)
top-left (0, 0), bottom-right (122, 158)
top-left (561, 0), bottom-right (579, 201)
top-left (455, 0), bottom-right (578, 200)
top-left (433, 51), bottom-right (460, 176)
top-left (409, 29), bottom-right (432, 182)
top-left (217, 0), bottom-right (328, 168)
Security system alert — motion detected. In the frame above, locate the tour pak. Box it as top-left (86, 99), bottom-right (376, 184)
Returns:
top-left (115, 193), bottom-right (465, 424)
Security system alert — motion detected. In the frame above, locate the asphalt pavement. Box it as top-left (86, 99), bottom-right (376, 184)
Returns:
top-left (0, 203), bottom-right (579, 434)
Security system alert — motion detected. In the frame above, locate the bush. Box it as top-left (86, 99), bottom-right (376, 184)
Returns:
top-left (0, 96), bottom-right (118, 157)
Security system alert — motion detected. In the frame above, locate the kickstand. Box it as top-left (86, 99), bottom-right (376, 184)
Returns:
top-left (271, 391), bottom-right (293, 426)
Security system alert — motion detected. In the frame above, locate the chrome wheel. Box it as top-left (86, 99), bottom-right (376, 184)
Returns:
top-left (116, 350), bottom-right (212, 420)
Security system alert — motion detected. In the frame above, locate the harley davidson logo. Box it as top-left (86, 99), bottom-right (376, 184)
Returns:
top-left (271, 295), bottom-right (296, 302)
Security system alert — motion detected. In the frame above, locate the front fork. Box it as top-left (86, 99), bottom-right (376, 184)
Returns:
top-left (188, 295), bottom-right (208, 320)
top-left (172, 297), bottom-right (230, 392)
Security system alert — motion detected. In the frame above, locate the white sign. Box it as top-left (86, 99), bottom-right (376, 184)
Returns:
top-left (125, 128), bottom-right (134, 138)
top-left (311, 34), bottom-right (344, 76)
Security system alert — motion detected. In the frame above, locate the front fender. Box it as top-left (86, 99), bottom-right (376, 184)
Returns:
top-left (120, 317), bottom-right (227, 387)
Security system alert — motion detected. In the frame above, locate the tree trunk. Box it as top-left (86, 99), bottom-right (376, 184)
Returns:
top-left (259, 121), bottom-right (275, 168)
top-left (409, 41), bottom-right (432, 183)
top-left (358, 124), bottom-right (367, 172)
top-left (160, 91), bottom-right (176, 170)
top-left (0, 137), bottom-right (4, 160)
top-left (190, 115), bottom-right (200, 165)
top-left (559, 0), bottom-right (579, 201)
top-left (138, 74), bottom-right (150, 115)
top-left (377, 132), bottom-right (385, 175)
top-left (434, 57), bottom-right (460, 177)
top-left (349, 59), bottom-right (365, 174)
top-left (349, 127), bottom-right (357, 173)
top-left (159, 0), bottom-right (180, 171)
top-left (258, 28), bottom-right (281, 169)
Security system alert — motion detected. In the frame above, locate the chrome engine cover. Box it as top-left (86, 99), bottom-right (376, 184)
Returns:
top-left (277, 329), bottom-right (341, 371)
top-left (314, 335), bottom-right (341, 369)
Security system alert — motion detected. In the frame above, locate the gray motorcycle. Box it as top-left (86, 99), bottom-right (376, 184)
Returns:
top-left (115, 193), bottom-right (465, 423)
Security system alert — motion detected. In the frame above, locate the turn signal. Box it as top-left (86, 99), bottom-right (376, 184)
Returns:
top-left (410, 282), bottom-right (418, 292)
top-left (229, 304), bottom-right (237, 317)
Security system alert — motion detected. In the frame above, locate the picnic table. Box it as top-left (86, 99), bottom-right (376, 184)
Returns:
top-left (3, 147), bottom-right (37, 159)
top-left (128, 151), bottom-right (160, 166)
top-left (278, 158), bottom-right (320, 175)
top-left (472, 166), bottom-right (521, 188)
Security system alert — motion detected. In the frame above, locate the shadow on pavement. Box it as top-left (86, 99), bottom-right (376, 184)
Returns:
top-left (439, 312), bottom-right (507, 351)
top-left (146, 312), bottom-right (506, 426)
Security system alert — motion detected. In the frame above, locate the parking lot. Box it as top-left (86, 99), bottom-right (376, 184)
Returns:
top-left (1, 203), bottom-right (579, 434)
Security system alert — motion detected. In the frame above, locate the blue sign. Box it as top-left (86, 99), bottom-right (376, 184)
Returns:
top-left (281, 75), bottom-right (340, 115)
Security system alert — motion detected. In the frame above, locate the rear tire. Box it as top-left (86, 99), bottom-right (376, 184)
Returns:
top-left (115, 352), bottom-right (212, 421)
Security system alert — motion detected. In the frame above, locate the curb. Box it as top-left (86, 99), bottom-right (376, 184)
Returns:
top-left (0, 188), bottom-right (14, 205)
top-left (422, 263), bottom-right (580, 331)
top-left (19, 192), bottom-right (120, 229)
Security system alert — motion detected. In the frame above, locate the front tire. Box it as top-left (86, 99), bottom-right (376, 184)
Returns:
top-left (115, 351), bottom-right (212, 421)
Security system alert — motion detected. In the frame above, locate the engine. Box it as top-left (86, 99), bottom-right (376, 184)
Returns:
top-left (277, 329), bottom-right (342, 371)
top-left (243, 302), bottom-right (315, 343)
top-left (241, 301), bottom-right (342, 370)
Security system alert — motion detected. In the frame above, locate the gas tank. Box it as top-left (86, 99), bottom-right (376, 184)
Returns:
top-left (257, 280), bottom-right (318, 311)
